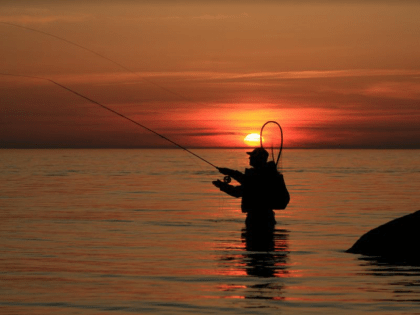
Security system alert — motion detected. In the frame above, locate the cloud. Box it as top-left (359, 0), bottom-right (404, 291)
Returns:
top-left (363, 81), bottom-right (420, 100)
top-left (43, 69), bottom-right (420, 85)
top-left (182, 131), bottom-right (239, 136)
top-left (213, 69), bottom-right (420, 81)
top-left (192, 13), bottom-right (249, 20)
top-left (0, 14), bottom-right (90, 25)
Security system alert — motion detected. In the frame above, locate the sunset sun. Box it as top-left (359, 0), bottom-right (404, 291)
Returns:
top-left (244, 133), bottom-right (262, 147)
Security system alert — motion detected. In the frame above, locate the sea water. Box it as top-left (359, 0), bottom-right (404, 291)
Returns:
top-left (1, 149), bottom-right (420, 314)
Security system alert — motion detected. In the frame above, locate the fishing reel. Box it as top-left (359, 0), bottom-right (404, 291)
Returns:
top-left (223, 175), bottom-right (231, 183)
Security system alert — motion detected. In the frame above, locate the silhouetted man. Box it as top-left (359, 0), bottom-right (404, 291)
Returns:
top-left (213, 147), bottom-right (289, 229)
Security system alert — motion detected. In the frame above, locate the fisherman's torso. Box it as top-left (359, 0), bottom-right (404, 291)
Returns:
top-left (241, 162), bottom-right (278, 214)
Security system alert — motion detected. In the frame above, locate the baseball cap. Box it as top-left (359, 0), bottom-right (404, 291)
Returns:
top-left (246, 147), bottom-right (269, 158)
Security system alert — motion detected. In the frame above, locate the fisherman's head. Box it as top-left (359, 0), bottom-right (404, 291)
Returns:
top-left (247, 147), bottom-right (269, 168)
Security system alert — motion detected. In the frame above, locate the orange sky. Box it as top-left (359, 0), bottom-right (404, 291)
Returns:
top-left (1, 0), bottom-right (420, 148)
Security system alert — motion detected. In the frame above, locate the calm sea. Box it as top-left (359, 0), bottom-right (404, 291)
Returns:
top-left (1, 149), bottom-right (420, 314)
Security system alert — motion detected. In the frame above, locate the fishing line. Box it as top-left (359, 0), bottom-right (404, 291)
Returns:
top-left (2, 23), bottom-right (285, 171)
top-left (0, 21), bottom-right (193, 102)
top-left (260, 121), bottom-right (283, 167)
top-left (0, 72), bottom-right (219, 169)
top-left (1, 22), bottom-right (285, 224)
top-left (0, 22), bottom-right (220, 168)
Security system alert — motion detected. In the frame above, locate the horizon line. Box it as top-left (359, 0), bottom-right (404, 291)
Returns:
top-left (1, 146), bottom-right (419, 150)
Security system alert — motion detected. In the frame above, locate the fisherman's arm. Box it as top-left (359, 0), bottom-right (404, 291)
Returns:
top-left (212, 180), bottom-right (243, 198)
top-left (217, 168), bottom-right (245, 184)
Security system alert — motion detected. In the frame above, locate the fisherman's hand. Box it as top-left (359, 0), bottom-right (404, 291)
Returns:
top-left (217, 167), bottom-right (232, 175)
top-left (212, 179), bottom-right (224, 189)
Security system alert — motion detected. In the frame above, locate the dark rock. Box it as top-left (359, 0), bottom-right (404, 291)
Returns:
top-left (346, 210), bottom-right (420, 264)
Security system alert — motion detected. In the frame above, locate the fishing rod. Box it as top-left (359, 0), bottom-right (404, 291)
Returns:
top-left (0, 72), bottom-right (219, 169)
top-left (2, 22), bottom-right (283, 170)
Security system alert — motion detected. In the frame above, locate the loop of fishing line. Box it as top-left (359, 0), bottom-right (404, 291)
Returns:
top-left (1, 22), bottom-right (285, 172)
top-left (260, 121), bottom-right (283, 167)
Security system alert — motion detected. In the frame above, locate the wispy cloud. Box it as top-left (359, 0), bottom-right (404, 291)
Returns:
top-left (192, 13), bottom-right (249, 20)
top-left (47, 69), bottom-right (420, 84)
top-left (109, 12), bottom-right (248, 22)
top-left (0, 14), bottom-right (91, 25)
top-left (364, 81), bottom-right (420, 100)
top-left (215, 69), bottom-right (420, 80)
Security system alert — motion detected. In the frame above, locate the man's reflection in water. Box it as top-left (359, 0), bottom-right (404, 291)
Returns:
top-left (241, 227), bottom-right (289, 278)
top-left (218, 227), bottom-right (289, 301)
